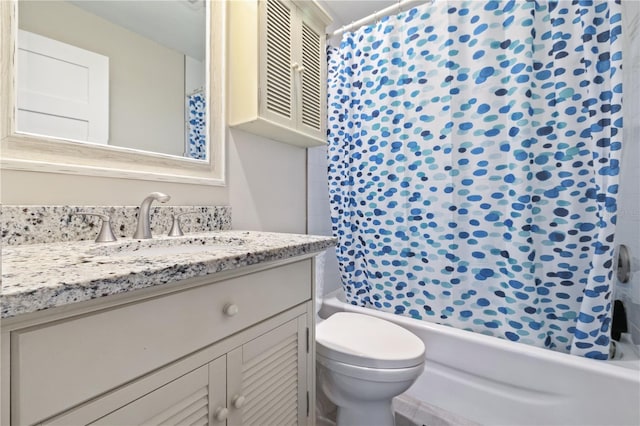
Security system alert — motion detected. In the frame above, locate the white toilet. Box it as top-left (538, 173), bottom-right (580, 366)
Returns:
top-left (316, 312), bottom-right (425, 426)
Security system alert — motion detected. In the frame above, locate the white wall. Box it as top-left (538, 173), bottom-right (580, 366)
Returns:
top-left (229, 129), bottom-right (307, 233)
top-left (308, 146), bottom-right (341, 294)
top-left (1, 132), bottom-right (307, 234)
top-left (0, 169), bottom-right (227, 206)
top-left (19, 1), bottom-right (185, 157)
top-left (616, 0), bottom-right (640, 345)
top-left (185, 56), bottom-right (205, 95)
top-left (1, 134), bottom-right (306, 239)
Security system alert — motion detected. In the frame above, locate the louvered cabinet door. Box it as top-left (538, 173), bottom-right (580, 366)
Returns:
top-left (296, 11), bottom-right (326, 141)
top-left (227, 316), bottom-right (308, 426)
top-left (228, 0), bottom-right (331, 146)
top-left (91, 358), bottom-right (226, 426)
top-left (259, 0), bottom-right (297, 129)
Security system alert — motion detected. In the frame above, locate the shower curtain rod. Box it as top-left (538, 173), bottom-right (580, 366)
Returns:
top-left (328, 0), bottom-right (435, 38)
top-left (186, 86), bottom-right (204, 97)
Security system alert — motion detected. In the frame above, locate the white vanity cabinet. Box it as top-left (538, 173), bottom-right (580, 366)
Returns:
top-left (228, 0), bottom-right (332, 147)
top-left (2, 258), bottom-right (315, 426)
top-left (73, 360), bottom-right (227, 425)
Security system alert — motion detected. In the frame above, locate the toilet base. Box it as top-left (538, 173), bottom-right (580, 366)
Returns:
top-left (337, 401), bottom-right (395, 426)
top-left (317, 355), bottom-right (424, 426)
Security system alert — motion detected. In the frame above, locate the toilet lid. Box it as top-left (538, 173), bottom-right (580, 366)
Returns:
top-left (316, 312), bottom-right (425, 369)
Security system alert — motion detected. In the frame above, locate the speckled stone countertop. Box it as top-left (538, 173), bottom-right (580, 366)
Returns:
top-left (1, 231), bottom-right (337, 319)
top-left (1, 205), bottom-right (231, 245)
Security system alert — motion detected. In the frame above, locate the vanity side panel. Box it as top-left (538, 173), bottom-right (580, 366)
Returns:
top-left (306, 298), bottom-right (316, 426)
top-left (1, 330), bottom-right (10, 426)
top-left (12, 259), bottom-right (311, 425)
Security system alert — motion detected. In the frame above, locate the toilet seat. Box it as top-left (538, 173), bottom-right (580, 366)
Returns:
top-left (317, 353), bottom-right (425, 382)
top-left (316, 312), bottom-right (425, 369)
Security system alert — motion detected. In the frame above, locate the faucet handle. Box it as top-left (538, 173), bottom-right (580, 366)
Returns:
top-left (168, 212), bottom-right (199, 237)
top-left (74, 212), bottom-right (117, 243)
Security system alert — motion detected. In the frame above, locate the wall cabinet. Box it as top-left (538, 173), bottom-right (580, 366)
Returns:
top-left (2, 258), bottom-right (315, 425)
top-left (228, 0), bottom-right (332, 147)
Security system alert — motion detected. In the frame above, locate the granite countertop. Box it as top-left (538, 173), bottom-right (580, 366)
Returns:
top-left (1, 230), bottom-right (337, 319)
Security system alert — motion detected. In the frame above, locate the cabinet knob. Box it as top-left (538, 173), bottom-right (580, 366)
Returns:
top-left (232, 394), bottom-right (246, 409)
top-left (213, 407), bottom-right (229, 422)
top-left (223, 303), bottom-right (239, 317)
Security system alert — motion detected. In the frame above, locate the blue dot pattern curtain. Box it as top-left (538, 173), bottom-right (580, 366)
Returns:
top-left (327, 0), bottom-right (623, 359)
top-left (188, 92), bottom-right (207, 160)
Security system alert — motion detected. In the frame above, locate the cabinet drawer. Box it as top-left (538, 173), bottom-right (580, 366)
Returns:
top-left (12, 260), bottom-right (311, 425)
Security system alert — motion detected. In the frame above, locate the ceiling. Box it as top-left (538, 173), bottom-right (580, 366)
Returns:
top-left (317, 0), bottom-right (399, 33)
top-left (69, 0), bottom-right (412, 59)
top-left (70, 0), bottom-right (206, 61)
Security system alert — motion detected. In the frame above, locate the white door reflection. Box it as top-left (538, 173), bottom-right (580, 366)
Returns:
top-left (16, 0), bottom-right (207, 160)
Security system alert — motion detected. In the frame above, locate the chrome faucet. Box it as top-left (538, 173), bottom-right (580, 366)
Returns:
top-left (133, 192), bottom-right (171, 239)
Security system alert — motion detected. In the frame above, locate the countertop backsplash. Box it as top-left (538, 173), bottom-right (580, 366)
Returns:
top-left (1, 205), bottom-right (232, 246)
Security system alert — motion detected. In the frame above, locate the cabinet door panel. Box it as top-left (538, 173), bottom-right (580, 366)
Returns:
top-left (209, 357), bottom-right (228, 426)
top-left (90, 359), bottom-right (223, 426)
top-left (298, 17), bottom-right (324, 137)
top-left (261, 0), bottom-right (296, 126)
top-left (228, 316), bottom-right (307, 426)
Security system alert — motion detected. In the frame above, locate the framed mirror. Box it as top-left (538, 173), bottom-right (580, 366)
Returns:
top-left (0, 0), bottom-right (225, 185)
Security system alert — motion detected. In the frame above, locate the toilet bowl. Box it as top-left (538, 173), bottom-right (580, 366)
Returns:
top-left (316, 312), bottom-right (425, 426)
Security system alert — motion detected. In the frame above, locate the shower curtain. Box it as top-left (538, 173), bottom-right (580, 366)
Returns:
top-left (187, 92), bottom-right (207, 160)
top-left (327, 0), bottom-right (623, 359)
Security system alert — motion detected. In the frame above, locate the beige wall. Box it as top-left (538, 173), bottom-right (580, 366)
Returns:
top-left (0, 169), bottom-right (227, 206)
top-left (0, 129), bottom-right (307, 234)
top-left (228, 129), bottom-right (307, 234)
top-left (19, 1), bottom-right (185, 157)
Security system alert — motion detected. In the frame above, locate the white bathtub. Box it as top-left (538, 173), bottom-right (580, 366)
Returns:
top-left (319, 289), bottom-right (640, 426)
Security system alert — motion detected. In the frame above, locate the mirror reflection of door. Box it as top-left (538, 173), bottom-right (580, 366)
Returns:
top-left (17, 29), bottom-right (109, 144)
top-left (16, 0), bottom-right (207, 160)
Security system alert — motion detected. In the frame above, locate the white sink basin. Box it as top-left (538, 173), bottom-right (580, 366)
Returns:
top-left (87, 235), bottom-right (247, 258)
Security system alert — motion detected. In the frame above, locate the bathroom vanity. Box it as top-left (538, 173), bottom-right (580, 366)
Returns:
top-left (1, 229), bottom-right (336, 425)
